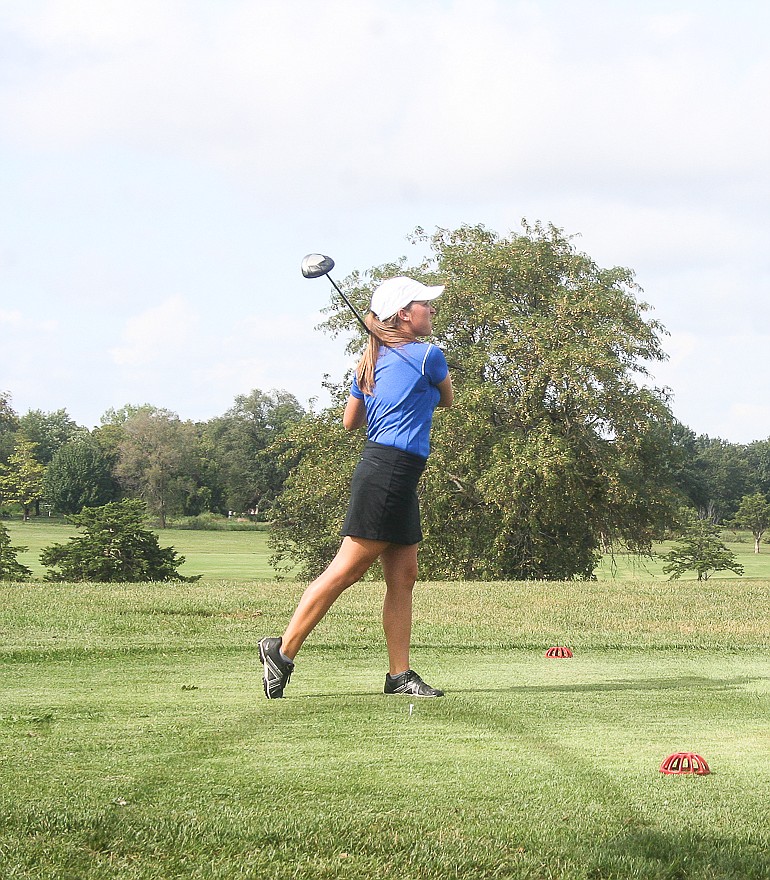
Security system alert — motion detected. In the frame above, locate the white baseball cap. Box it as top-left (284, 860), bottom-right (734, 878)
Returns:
top-left (370, 276), bottom-right (445, 321)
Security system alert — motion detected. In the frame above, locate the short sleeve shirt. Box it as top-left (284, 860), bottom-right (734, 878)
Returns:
top-left (351, 341), bottom-right (448, 459)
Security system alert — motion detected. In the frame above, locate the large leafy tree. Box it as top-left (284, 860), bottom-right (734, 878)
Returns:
top-left (272, 222), bottom-right (680, 580)
top-left (419, 223), bottom-right (678, 578)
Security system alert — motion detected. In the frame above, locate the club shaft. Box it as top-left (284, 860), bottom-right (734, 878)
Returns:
top-left (328, 276), bottom-right (371, 335)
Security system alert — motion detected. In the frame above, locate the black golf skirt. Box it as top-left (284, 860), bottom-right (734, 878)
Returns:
top-left (340, 441), bottom-right (427, 545)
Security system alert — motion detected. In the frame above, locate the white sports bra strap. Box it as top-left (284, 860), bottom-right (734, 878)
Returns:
top-left (421, 344), bottom-right (433, 376)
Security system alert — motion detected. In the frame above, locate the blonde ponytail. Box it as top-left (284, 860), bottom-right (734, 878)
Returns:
top-left (356, 311), bottom-right (415, 395)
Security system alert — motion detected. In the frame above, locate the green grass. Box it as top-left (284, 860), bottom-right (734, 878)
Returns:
top-left (593, 538), bottom-right (770, 581)
top-left (1, 578), bottom-right (769, 879)
top-left (3, 519), bottom-right (280, 581)
top-left (7, 519), bottom-right (770, 583)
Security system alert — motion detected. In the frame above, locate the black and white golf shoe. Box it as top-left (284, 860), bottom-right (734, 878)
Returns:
top-left (383, 669), bottom-right (444, 698)
top-left (259, 637), bottom-right (294, 699)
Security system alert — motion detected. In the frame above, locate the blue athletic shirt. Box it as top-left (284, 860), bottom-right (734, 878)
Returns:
top-left (350, 341), bottom-right (448, 459)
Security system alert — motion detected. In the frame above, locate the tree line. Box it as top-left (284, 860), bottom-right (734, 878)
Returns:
top-left (2, 222), bottom-right (769, 580)
top-left (0, 389), bottom-right (305, 527)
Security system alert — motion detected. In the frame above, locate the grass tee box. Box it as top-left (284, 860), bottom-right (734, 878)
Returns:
top-left (1, 577), bottom-right (769, 879)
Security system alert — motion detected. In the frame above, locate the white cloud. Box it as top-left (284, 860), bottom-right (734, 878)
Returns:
top-left (2, 0), bottom-right (770, 440)
top-left (4, 0), bottom-right (181, 48)
top-left (0, 309), bottom-right (22, 325)
top-left (201, 310), bottom-right (352, 404)
top-left (110, 296), bottom-right (199, 367)
top-left (649, 331), bottom-right (770, 441)
top-left (647, 12), bottom-right (693, 41)
top-left (4, 0), bottom-right (767, 204)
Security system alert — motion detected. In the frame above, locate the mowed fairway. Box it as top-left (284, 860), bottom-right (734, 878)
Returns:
top-left (8, 519), bottom-right (770, 583)
top-left (1, 575), bottom-right (769, 880)
top-left (4, 520), bottom-right (279, 581)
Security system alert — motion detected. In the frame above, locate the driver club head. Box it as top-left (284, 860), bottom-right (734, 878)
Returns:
top-left (301, 253), bottom-right (335, 279)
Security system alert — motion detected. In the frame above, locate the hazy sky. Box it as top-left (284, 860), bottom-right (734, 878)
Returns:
top-left (1, 0), bottom-right (769, 442)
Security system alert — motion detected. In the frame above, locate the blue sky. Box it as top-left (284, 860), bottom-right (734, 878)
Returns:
top-left (1, 0), bottom-right (769, 442)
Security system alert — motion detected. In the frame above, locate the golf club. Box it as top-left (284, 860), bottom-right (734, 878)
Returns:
top-left (301, 253), bottom-right (424, 377)
top-left (301, 254), bottom-right (369, 336)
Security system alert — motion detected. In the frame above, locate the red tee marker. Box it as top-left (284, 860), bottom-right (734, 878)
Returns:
top-left (660, 752), bottom-right (711, 775)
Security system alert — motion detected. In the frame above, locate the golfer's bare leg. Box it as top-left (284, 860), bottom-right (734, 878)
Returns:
top-left (380, 542), bottom-right (418, 675)
top-left (280, 536), bottom-right (388, 659)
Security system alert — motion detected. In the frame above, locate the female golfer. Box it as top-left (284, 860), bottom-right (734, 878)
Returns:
top-left (259, 275), bottom-right (453, 699)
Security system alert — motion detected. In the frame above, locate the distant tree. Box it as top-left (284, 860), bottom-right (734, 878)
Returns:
top-left (206, 389), bottom-right (305, 517)
top-left (0, 436), bottom-right (46, 520)
top-left (270, 404), bottom-right (361, 578)
top-left (692, 437), bottom-right (754, 522)
top-left (100, 404), bottom-right (154, 426)
top-left (0, 391), bottom-right (19, 464)
top-left (668, 422), bottom-right (710, 511)
top-left (18, 408), bottom-right (81, 464)
top-left (90, 422), bottom-right (125, 474)
top-left (43, 436), bottom-right (120, 515)
top-left (40, 499), bottom-right (197, 582)
top-left (113, 407), bottom-right (196, 528)
top-left (730, 492), bottom-right (770, 554)
top-left (745, 439), bottom-right (770, 497)
top-left (0, 523), bottom-right (32, 581)
top-left (175, 421), bottom-right (224, 517)
top-left (661, 513), bottom-right (744, 581)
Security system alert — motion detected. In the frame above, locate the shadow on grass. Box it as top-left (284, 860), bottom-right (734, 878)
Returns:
top-left (448, 675), bottom-right (759, 696)
top-left (589, 826), bottom-right (770, 880)
top-left (299, 675), bottom-right (758, 701)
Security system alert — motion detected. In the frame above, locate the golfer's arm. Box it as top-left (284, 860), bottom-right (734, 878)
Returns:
top-left (343, 395), bottom-right (367, 431)
top-left (437, 373), bottom-right (454, 408)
